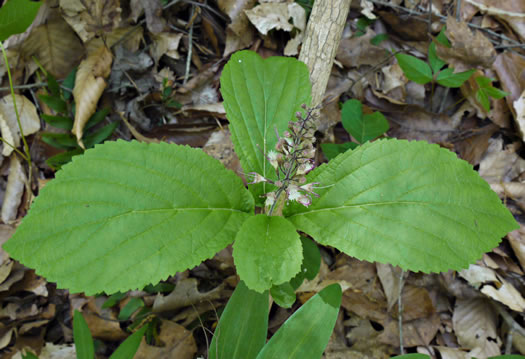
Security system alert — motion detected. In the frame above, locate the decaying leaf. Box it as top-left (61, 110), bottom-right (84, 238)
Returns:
top-left (244, 1), bottom-right (306, 55)
top-left (134, 319), bottom-right (196, 359)
top-left (21, 19), bottom-right (84, 78)
top-left (0, 94), bottom-right (40, 157)
top-left (151, 32), bottom-right (183, 62)
top-left (514, 90), bottom-right (525, 142)
top-left (218, 0), bottom-right (257, 56)
top-left (59, 0), bottom-right (122, 42)
top-left (1, 155), bottom-right (26, 224)
top-left (85, 26), bottom-right (144, 55)
top-left (453, 298), bottom-right (501, 357)
top-left (130, 0), bottom-right (165, 34)
top-left (152, 278), bottom-right (226, 313)
top-left (435, 17), bottom-right (496, 70)
top-left (465, 0), bottom-right (525, 41)
top-left (478, 137), bottom-right (525, 183)
top-left (72, 45), bottom-right (113, 147)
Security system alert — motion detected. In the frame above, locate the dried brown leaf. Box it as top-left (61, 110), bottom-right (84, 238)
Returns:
top-left (453, 298), bottom-right (501, 356)
top-left (1, 156), bottom-right (26, 224)
top-left (0, 95), bottom-right (40, 157)
top-left (218, 0), bottom-right (256, 56)
top-left (21, 20), bottom-right (84, 78)
top-left (135, 320), bottom-right (196, 359)
top-left (72, 46), bottom-right (113, 147)
top-left (436, 17), bottom-right (496, 70)
top-left (60, 0), bottom-right (122, 42)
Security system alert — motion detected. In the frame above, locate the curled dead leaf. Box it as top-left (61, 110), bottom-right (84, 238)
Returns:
top-left (0, 94), bottom-right (40, 157)
top-left (72, 46), bottom-right (113, 148)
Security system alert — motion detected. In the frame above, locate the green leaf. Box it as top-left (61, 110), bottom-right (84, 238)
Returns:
top-left (476, 88), bottom-right (491, 112)
top-left (83, 121), bottom-right (118, 149)
top-left (38, 94), bottom-right (68, 114)
top-left (321, 142), bottom-right (358, 160)
top-left (45, 149), bottom-right (83, 170)
top-left (118, 297), bottom-right (144, 321)
top-left (391, 355), bottom-right (430, 359)
top-left (41, 114), bottom-right (73, 131)
top-left (102, 292), bottom-right (126, 309)
top-left (270, 282), bottom-right (296, 308)
top-left (73, 310), bottom-right (95, 359)
top-left (395, 53), bottom-right (432, 85)
top-left (46, 73), bottom-right (61, 98)
top-left (256, 283), bottom-right (342, 359)
top-left (341, 99), bottom-right (389, 144)
top-left (435, 26), bottom-right (451, 47)
top-left (299, 236), bottom-right (321, 281)
top-left (4, 141), bottom-right (255, 295)
top-left (233, 215), bottom-right (302, 292)
top-left (209, 281), bottom-right (268, 359)
top-left (284, 139), bottom-right (518, 273)
top-left (484, 86), bottom-right (508, 100)
top-left (85, 108), bottom-right (110, 130)
top-left (289, 236), bottom-right (322, 289)
top-left (428, 42), bottom-right (445, 74)
top-left (488, 356), bottom-right (525, 359)
top-left (475, 75), bottom-right (493, 88)
top-left (221, 50), bottom-right (311, 204)
top-left (109, 324), bottom-right (148, 359)
top-left (370, 33), bottom-right (388, 46)
top-left (0, 0), bottom-right (42, 41)
top-left (436, 68), bottom-right (474, 88)
top-left (40, 132), bottom-right (78, 150)
top-left (22, 351), bottom-right (39, 359)
top-left (63, 68), bottom-right (77, 101)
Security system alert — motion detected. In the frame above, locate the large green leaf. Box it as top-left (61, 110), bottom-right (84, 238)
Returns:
top-left (4, 141), bottom-right (254, 295)
top-left (220, 50), bottom-right (311, 204)
top-left (0, 0), bottom-right (41, 41)
top-left (284, 139), bottom-right (518, 273)
top-left (209, 281), bottom-right (268, 359)
top-left (233, 215), bottom-right (302, 292)
top-left (256, 283), bottom-right (341, 359)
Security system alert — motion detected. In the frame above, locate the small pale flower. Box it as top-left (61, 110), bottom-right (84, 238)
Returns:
top-left (296, 161), bottom-right (315, 175)
top-left (297, 194), bottom-right (312, 207)
top-left (248, 172), bottom-right (267, 184)
top-left (267, 150), bottom-right (280, 169)
top-left (286, 184), bottom-right (302, 201)
top-left (265, 191), bottom-right (277, 209)
top-left (300, 182), bottom-right (319, 195)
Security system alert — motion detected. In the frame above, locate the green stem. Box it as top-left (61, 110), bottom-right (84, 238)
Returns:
top-left (1, 41), bottom-right (33, 188)
top-left (0, 42), bottom-right (31, 164)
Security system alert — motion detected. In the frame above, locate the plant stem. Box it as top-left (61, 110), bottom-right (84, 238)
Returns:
top-left (1, 43), bottom-right (30, 161)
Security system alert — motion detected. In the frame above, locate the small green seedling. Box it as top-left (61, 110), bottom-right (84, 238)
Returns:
top-left (38, 69), bottom-right (118, 169)
top-left (475, 75), bottom-right (509, 112)
top-left (395, 27), bottom-right (507, 112)
top-left (4, 50), bottom-right (519, 357)
top-left (321, 98), bottom-right (389, 159)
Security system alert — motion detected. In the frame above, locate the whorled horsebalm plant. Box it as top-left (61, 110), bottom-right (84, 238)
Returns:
top-left (2, 50), bottom-right (518, 299)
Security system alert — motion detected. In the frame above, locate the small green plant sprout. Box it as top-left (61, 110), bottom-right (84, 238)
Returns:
top-left (474, 75), bottom-right (509, 112)
top-left (160, 77), bottom-right (182, 109)
top-left (321, 99), bottom-right (389, 160)
top-left (2, 51), bottom-right (519, 357)
top-left (38, 69), bottom-right (118, 169)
